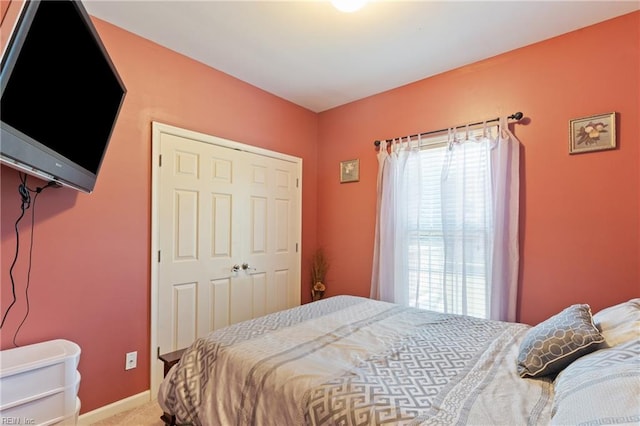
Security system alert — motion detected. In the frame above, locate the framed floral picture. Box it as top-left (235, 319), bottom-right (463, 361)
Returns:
top-left (569, 112), bottom-right (616, 154)
top-left (340, 159), bottom-right (359, 183)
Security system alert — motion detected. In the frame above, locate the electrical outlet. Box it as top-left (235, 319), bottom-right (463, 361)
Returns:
top-left (125, 351), bottom-right (137, 370)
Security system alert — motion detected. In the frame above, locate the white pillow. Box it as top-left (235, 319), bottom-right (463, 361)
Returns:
top-left (592, 298), bottom-right (640, 348)
top-left (551, 339), bottom-right (640, 425)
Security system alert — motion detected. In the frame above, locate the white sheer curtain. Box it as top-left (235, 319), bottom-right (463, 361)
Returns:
top-left (489, 118), bottom-right (521, 322)
top-left (370, 118), bottom-right (520, 322)
top-left (370, 139), bottom-right (410, 304)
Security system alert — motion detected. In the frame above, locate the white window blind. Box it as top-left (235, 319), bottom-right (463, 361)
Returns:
top-left (405, 139), bottom-right (492, 319)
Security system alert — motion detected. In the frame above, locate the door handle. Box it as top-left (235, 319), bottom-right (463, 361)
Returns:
top-left (242, 263), bottom-right (256, 272)
top-left (232, 263), bottom-right (255, 273)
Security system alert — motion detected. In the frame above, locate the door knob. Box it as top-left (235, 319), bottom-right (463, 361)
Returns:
top-left (231, 264), bottom-right (240, 272)
top-left (242, 263), bottom-right (256, 272)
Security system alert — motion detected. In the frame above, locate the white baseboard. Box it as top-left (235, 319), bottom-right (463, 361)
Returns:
top-left (76, 390), bottom-right (151, 425)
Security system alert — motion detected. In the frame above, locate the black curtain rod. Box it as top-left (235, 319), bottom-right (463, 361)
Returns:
top-left (373, 111), bottom-right (524, 147)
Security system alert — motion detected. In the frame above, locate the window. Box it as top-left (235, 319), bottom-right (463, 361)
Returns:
top-left (405, 141), bottom-right (492, 319)
top-left (371, 122), bottom-right (520, 322)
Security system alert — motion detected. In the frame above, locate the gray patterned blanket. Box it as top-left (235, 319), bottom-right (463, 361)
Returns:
top-left (158, 296), bottom-right (553, 425)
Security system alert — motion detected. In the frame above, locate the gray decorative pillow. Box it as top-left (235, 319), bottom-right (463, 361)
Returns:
top-left (517, 304), bottom-right (605, 378)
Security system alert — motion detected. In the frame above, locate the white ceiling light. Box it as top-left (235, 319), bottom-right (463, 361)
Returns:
top-left (331, 0), bottom-right (367, 13)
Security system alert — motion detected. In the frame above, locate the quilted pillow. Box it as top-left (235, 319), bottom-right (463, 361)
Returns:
top-left (592, 298), bottom-right (640, 348)
top-left (551, 339), bottom-right (640, 425)
top-left (517, 304), bottom-right (605, 378)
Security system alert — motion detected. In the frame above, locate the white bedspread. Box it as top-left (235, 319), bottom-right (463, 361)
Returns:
top-left (158, 296), bottom-right (553, 425)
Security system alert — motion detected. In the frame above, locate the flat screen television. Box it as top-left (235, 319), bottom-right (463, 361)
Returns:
top-left (0, 0), bottom-right (126, 193)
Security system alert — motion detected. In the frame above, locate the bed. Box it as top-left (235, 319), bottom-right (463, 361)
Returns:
top-left (158, 295), bottom-right (640, 426)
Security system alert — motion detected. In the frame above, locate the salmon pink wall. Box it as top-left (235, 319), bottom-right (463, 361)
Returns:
top-left (0, 10), bottom-right (318, 414)
top-left (316, 12), bottom-right (639, 325)
top-left (1, 0), bottom-right (638, 415)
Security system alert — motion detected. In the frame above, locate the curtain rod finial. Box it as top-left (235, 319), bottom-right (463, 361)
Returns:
top-left (511, 112), bottom-right (523, 120)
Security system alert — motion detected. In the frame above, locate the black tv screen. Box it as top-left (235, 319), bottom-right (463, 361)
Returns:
top-left (0, 0), bottom-right (126, 193)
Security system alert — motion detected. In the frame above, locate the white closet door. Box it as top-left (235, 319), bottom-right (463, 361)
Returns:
top-left (151, 123), bottom-right (301, 396)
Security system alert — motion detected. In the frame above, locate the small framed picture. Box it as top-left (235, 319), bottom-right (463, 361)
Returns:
top-left (340, 159), bottom-right (359, 183)
top-left (569, 112), bottom-right (616, 154)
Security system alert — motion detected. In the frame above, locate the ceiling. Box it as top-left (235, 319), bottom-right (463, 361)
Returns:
top-left (83, 1), bottom-right (639, 113)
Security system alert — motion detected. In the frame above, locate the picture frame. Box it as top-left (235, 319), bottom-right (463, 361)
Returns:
top-left (340, 159), bottom-right (359, 183)
top-left (569, 112), bottom-right (616, 154)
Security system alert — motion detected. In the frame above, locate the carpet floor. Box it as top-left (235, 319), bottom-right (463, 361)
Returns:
top-left (89, 400), bottom-right (166, 426)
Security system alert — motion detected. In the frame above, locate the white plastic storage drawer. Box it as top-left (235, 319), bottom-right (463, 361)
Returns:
top-left (0, 339), bottom-right (81, 426)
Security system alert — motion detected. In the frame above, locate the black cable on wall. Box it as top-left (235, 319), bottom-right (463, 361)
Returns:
top-left (0, 172), bottom-right (58, 346)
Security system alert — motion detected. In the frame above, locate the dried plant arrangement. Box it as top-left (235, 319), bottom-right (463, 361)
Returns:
top-left (311, 248), bottom-right (329, 301)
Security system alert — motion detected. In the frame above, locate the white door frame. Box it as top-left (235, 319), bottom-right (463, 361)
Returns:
top-left (149, 122), bottom-right (302, 398)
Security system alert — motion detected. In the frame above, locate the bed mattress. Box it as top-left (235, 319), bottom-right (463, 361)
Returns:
top-left (158, 295), bottom-right (553, 425)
